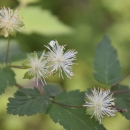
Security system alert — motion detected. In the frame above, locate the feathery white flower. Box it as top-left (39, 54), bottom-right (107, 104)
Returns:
top-left (45, 40), bottom-right (77, 78)
top-left (0, 7), bottom-right (24, 37)
top-left (24, 52), bottom-right (49, 86)
top-left (83, 88), bottom-right (117, 123)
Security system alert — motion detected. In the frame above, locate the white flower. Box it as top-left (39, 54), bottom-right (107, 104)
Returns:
top-left (0, 7), bottom-right (24, 37)
top-left (83, 88), bottom-right (117, 123)
top-left (45, 40), bottom-right (77, 78)
top-left (23, 52), bottom-right (49, 86)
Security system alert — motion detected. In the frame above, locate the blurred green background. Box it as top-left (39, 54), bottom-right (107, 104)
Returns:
top-left (0, 0), bottom-right (130, 130)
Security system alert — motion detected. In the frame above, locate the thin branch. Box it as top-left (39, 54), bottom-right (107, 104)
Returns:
top-left (112, 72), bottom-right (130, 87)
top-left (113, 89), bottom-right (130, 94)
top-left (113, 106), bottom-right (127, 113)
top-left (15, 83), bottom-right (23, 88)
top-left (115, 107), bottom-right (127, 113)
top-left (10, 65), bottom-right (25, 69)
top-left (52, 101), bottom-right (85, 108)
top-left (5, 36), bottom-right (10, 66)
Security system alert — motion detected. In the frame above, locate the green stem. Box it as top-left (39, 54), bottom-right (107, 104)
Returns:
top-left (52, 101), bottom-right (127, 112)
top-left (52, 101), bottom-right (85, 108)
top-left (10, 65), bottom-right (25, 69)
top-left (112, 73), bottom-right (130, 87)
top-left (5, 36), bottom-right (10, 66)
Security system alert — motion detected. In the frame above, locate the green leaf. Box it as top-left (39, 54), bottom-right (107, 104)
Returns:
top-left (112, 85), bottom-right (130, 119)
top-left (47, 90), bottom-right (106, 130)
top-left (0, 67), bottom-right (16, 95)
top-left (11, 53), bottom-right (26, 62)
top-left (7, 87), bottom-right (51, 116)
top-left (93, 35), bottom-right (123, 86)
top-left (44, 84), bottom-right (63, 96)
top-left (23, 71), bottom-right (34, 79)
top-left (11, 51), bottom-right (43, 62)
top-left (18, 0), bottom-right (40, 5)
top-left (19, 7), bottom-right (73, 36)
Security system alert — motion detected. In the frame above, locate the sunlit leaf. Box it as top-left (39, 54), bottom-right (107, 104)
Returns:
top-left (47, 90), bottom-right (106, 130)
top-left (0, 67), bottom-right (16, 95)
top-left (18, 0), bottom-right (40, 5)
top-left (7, 87), bottom-right (51, 116)
top-left (19, 7), bottom-right (73, 36)
top-left (93, 35), bottom-right (124, 86)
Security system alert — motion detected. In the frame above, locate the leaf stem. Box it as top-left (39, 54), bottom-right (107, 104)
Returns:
top-left (52, 101), bottom-right (85, 108)
top-left (112, 73), bottom-right (130, 87)
top-left (10, 65), bottom-right (25, 69)
top-left (5, 36), bottom-right (10, 66)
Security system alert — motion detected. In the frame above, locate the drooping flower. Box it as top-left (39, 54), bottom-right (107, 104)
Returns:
top-left (45, 40), bottom-right (77, 78)
top-left (83, 88), bottom-right (117, 123)
top-left (23, 52), bottom-right (49, 86)
top-left (0, 7), bottom-right (24, 37)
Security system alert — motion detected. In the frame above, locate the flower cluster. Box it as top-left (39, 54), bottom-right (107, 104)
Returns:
top-left (83, 88), bottom-right (117, 123)
top-left (0, 7), bottom-right (24, 37)
top-left (23, 40), bottom-right (77, 86)
top-left (45, 40), bottom-right (77, 78)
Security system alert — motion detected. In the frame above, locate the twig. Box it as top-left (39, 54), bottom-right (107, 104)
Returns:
top-left (113, 89), bottom-right (130, 94)
top-left (115, 107), bottom-right (127, 112)
top-left (15, 83), bottom-right (23, 88)
top-left (10, 65), bottom-right (25, 69)
top-left (5, 36), bottom-right (10, 66)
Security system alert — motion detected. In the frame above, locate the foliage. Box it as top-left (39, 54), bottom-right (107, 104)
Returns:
top-left (93, 36), bottom-right (124, 86)
top-left (112, 85), bottom-right (130, 119)
top-left (7, 87), bottom-right (51, 116)
top-left (19, 6), bottom-right (73, 36)
top-left (0, 1), bottom-right (130, 130)
top-left (3, 35), bottom-right (130, 130)
top-left (47, 90), bottom-right (106, 130)
top-left (0, 67), bottom-right (16, 94)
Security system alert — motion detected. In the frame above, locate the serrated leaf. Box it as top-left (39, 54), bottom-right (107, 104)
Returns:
top-left (47, 90), bottom-right (106, 130)
top-left (19, 7), bottom-right (73, 36)
top-left (7, 87), bottom-right (51, 116)
top-left (0, 67), bottom-right (16, 95)
top-left (93, 35), bottom-right (123, 86)
top-left (44, 84), bottom-right (63, 96)
top-left (112, 85), bottom-right (130, 119)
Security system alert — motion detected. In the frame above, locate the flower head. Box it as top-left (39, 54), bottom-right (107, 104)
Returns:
top-left (45, 40), bottom-right (77, 78)
top-left (0, 7), bottom-right (24, 37)
top-left (23, 52), bottom-right (49, 86)
top-left (83, 88), bottom-right (117, 123)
